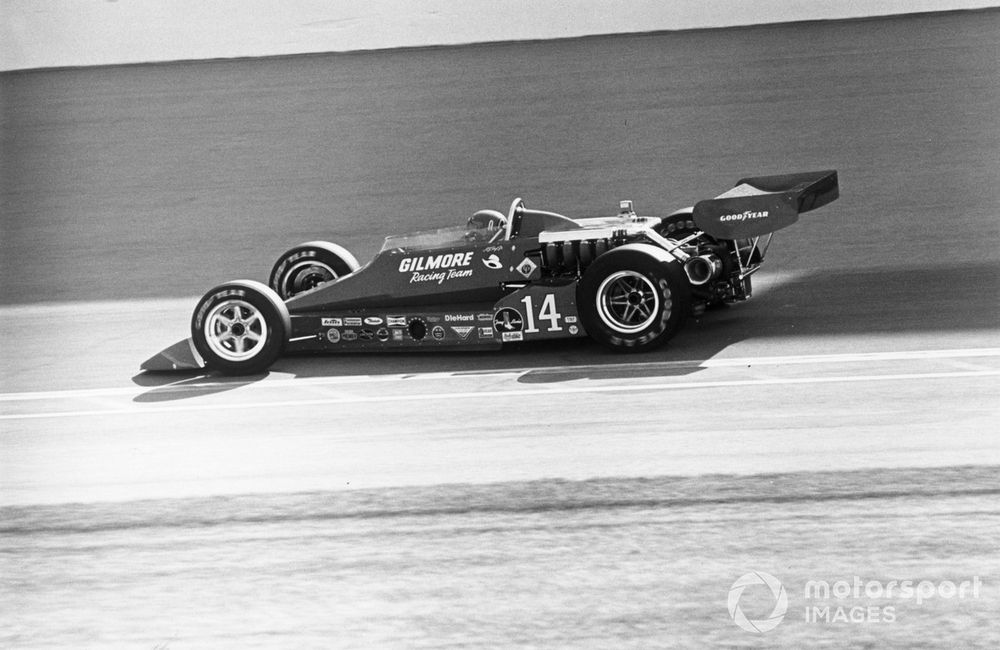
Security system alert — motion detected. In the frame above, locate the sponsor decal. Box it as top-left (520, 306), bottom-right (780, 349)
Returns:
top-left (391, 329), bottom-right (404, 341)
top-left (516, 257), bottom-right (538, 279)
top-left (501, 331), bottom-right (524, 342)
top-left (341, 329), bottom-right (358, 341)
top-left (408, 318), bottom-right (427, 341)
top-left (344, 317), bottom-right (362, 327)
top-left (426, 316), bottom-right (441, 323)
top-left (321, 317), bottom-right (343, 327)
top-left (398, 251), bottom-right (474, 273)
top-left (565, 315), bottom-right (578, 324)
top-left (364, 316), bottom-right (384, 326)
top-left (387, 315), bottom-right (407, 327)
top-left (407, 269), bottom-right (474, 285)
top-left (359, 329), bottom-right (375, 341)
top-left (493, 308), bottom-right (524, 333)
top-left (483, 244), bottom-right (504, 254)
top-left (431, 325), bottom-right (446, 341)
top-left (482, 254), bottom-right (503, 270)
top-left (568, 324), bottom-right (579, 335)
top-left (720, 210), bottom-right (769, 222)
top-left (477, 312), bottom-right (493, 322)
top-left (399, 252), bottom-right (475, 285)
top-left (376, 328), bottom-right (390, 342)
top-left (450, 326), bottom-right (474, 339)
top-left (326, 328), bottom-right (341, 343)
top-left (478, 326), bottom-right (494, 339)
top-left (445, 313), bottom-right (474, 323)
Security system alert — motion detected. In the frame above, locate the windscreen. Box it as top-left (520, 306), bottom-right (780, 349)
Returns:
top-left (380, 225), bottom-right (483, 252)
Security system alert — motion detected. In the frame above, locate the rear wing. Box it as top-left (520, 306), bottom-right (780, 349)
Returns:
top-left (692, 170), bottom-right (839, 239)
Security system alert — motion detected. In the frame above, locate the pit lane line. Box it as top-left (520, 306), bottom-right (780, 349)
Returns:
top-left (1, 368), bottom-right (997, 421)
top-left (2, 346), bottom-right (999, 404)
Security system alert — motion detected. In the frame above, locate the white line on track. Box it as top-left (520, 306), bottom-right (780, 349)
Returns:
top-left (2, 369), bottom-right (998, 421)
top-left (3, 347), bottom-right (999, 403)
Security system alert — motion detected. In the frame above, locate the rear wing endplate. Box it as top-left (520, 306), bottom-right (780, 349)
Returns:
top-left (692, 170), bottom-right (839, 239)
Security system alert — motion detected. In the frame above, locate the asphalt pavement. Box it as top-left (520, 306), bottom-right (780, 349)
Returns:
top-left (1, 9), bottom-right (998, 648)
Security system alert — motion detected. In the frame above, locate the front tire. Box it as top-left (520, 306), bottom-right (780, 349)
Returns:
top-left (191, 280), bottom-right (290, 375)
top-left (269, 241), bottom-right (360, 299)
top-left (578, 249), bottom-right (690, 352)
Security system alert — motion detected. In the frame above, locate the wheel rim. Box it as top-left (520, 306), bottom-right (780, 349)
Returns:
top-left (282, 260), bottom-right (338, 297)
top-left (596, 270), bottom-right (663, 334)
top-left (203, 299), bottom-right (268, 361)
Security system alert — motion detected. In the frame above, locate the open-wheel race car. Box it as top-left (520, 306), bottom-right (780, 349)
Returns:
top-left (142, 170), bottom-right (838, 375)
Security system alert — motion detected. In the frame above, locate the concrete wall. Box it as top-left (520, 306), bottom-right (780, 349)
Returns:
top-left (3, 0), bottom-right (997, 71)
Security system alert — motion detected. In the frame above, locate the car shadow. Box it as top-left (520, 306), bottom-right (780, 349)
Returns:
top-left (130, 261), bottom-right (998, 401)
top-left (131, 370), bottom-right (272, 402)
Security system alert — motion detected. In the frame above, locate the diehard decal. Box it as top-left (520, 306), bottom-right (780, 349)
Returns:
top-left (387, 315), bottom-right (407, 327)
top-left (493, 308), bottom-right (524, 333)
top-left (482, 254), bottom-right (503, 270)
top-left (431, 325), bottom-right (446, 341)
top-left (478, 326), bottom-right (494, 339)
top-left (516, 257), bottom-right (538, 278)
top-left (501, 331), bottom-right (524, 342)
top-left (326, 328), bottom-right (341, 343)
top-left (376, 328), bottom-right (390, 342)
top-left (342, 329), bottom-right (358, 341)
top-left (345, 317), bottom-right (362, 327)
top-left (364, 316), bottom-right (384, 326)
top-left (321, 317), bottom-right (343, 327)
top-left (450, 326), bottom-right (474, 339)
top-left (445, 314), bottom-right (474, 323)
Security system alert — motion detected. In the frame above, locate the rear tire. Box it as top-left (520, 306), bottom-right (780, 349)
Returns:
top-left (269, 241), bottom-right (360, 299)
top-left (191, 280), bottom-right (290, 375)
top-left (578, 249), bottom-right (690, 352)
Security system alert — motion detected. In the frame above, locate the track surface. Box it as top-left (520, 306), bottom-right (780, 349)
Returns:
top-left (2, 10), bottom-right (999, 648)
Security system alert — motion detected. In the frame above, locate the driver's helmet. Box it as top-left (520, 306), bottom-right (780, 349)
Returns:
top-left (466, 210), bottom-right (507, 232)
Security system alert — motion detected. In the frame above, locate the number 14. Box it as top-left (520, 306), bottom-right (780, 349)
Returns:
top-left (521, 294), bottom-right (562, 333)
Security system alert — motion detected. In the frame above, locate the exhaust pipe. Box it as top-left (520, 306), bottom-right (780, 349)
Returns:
top-left (684, 254), bottom-right (723, 286)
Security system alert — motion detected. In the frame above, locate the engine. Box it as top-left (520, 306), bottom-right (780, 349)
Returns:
top-left (540, 237), bottom-right (614, 275)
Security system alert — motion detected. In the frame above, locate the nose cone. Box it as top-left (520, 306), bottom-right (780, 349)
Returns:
top-left (140, 338), bottom-right (205, 371)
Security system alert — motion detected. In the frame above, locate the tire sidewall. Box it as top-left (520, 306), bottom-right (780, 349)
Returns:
top-left (269, 243), bottom-right (358, 299)
top-left (579, 250), bottom-right (689, 351)
top-left (192, 282), bottom-right (287, 374)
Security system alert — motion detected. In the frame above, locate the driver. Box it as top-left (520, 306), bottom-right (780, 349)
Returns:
top-left (464, 210), bottom-right (507, 242)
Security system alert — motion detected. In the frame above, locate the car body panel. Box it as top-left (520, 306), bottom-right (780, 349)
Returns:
top-left (141, 170), bottom-right (839, 372)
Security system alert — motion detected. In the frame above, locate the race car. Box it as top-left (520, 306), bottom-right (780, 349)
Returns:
top-left (142, 170), bottom-right (838, 375)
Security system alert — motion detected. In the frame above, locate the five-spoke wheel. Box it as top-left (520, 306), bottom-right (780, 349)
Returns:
top-left (191, 280), bottom-right (290, 374)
